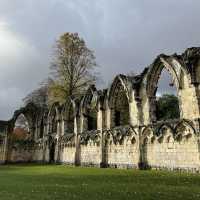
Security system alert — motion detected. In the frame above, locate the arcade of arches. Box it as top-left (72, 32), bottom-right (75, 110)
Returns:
top-left (0, 47), bottom-right (200, 171)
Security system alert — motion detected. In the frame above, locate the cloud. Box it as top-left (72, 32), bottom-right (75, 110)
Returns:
top-left (0, 0), bottom-right (200, 119)
top-left (0, 19), bottom-right (47, 119)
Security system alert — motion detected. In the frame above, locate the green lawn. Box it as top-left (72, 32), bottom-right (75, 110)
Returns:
top-left (0, 165), bottom-right (199, 200)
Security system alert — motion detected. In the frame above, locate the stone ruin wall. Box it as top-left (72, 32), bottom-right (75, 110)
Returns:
top-left (2, 47), bottom-right (200, 172)
top-left (0, 121), bottom-right (8, 164)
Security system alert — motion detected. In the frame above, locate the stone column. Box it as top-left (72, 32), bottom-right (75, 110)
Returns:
top-left (135, 97), bottom-right (143, 126)
top-left (56, 119), bottom-right (62, 163)
top-left (97, 103), bottom-right (103, 131)
top-left (79, 114), bottom-right (84, 133)
top-left (129, 94), bottom-right (141, 127)
top-left (75, 115), bottom-right (81, 166)
top-left (30, 126), bottom-right (36, 141)
top-left (61, 120), bottom-right (65, 136)
top-left (106, 108), bottom-right (111, 130)
top-left (3, 127), bottom-right (8, 164)
top-left (97, 103), bottom-right (104, 167)
top-left (149, 96), bottom-right (157, 123)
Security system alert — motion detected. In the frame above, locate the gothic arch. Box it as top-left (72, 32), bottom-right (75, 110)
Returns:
top-left (48, 102), bottom-right (61, 134)
top-left (174, 119), bottom-right (196, 142)
top-left (140, 52), bottom-right (199, 123)
top-left (146, 55), bottom-right (192, 96)
top-left (141, 127), bottom-right (154, 144)
top-left (37, 109), bottom-right (48, 139)
top-left (157, 124), bottom-right (175, 143)
top-left (80, 85), bottom-right (99, 131)
top-left (61, 98), bottom-right (77, 134)
top-left (108, 75), bottom-right (132, 127)
top-left (108, 74), bottom-right (132, 106)
top-left (10, 102), bottom-right (38, 138)
top-left (157, 123), bottom-right (175, 136)
top-left (182, 47), bottom-right (200, 84)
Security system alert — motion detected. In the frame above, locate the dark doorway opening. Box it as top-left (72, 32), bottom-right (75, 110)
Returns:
top-left (115, 111), bottom-right (121, 126)
top-left (40, 119), bottom-right (44, 138)
top-left (49, 141), bottom-right (55, 163)
top-left (87, 115), bottom-right (97, 131)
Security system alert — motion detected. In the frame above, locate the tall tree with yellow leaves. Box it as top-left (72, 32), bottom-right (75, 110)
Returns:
top-left (48, 32), bottom-right (98, 105)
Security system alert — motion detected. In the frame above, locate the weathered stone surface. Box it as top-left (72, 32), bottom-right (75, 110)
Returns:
top-left (2, 47), bottom-right (200, 172)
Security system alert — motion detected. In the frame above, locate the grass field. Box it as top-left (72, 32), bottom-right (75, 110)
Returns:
top-left (0, 164), bottom-right (199, 200)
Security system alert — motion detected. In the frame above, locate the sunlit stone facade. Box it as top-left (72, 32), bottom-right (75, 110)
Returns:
top-left (2, 47), bottom-right (200, 172)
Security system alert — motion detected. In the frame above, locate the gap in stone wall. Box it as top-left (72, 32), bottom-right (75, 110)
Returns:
top-left (156, 69), bottom-right (180, 121)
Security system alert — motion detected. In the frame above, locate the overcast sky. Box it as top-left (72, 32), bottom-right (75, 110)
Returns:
top-left (0, 0), bottom-right (200, 120)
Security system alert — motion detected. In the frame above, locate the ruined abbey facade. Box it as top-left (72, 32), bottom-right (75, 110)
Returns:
top-left (1, 47), bottom-right (200, 172)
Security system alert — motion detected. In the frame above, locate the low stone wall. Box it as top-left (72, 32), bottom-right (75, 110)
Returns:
top-left (4, 121), bottom-right (200, 173)
top-left (105, 142), bottom-right (139, 169)
top-left (32, 147), bottom-right (44, 162)
top-left (80, 142), bottom-right (101, 167)
top-left (61, 145), bottom-right (76, 165)
top-left (9, 147), bottom-right (34, 163)
top-left (145, 135), bottom-right (200, 171)
top-left (140, 120), bottom-right (200, 171)
top-left (0, 144), bottom-right (6, 164)
top-left (8, 144), bottom-right (44, 163)
top-left (103, 127), bottom-right (140, 169)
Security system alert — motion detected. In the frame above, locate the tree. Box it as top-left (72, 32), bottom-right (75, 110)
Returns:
top-left (49, 32), bottom-right (97, 105)
top-left (12, 127), bottom-right (29, 141)
top-left (23, 79), bottom-right (50, 107)
top-left (156, 94), bottom-right (180, 121)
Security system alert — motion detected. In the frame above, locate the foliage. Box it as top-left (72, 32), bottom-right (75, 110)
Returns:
top-left (0, 165), bottom-right (200, 200)
top-left (12, 128), bottom-right (29, 140)
top-left (156, 94), bottom-right (180, 121)
top-left (23, 79), bottom-right (49, 108)
top-left (48, 32), bottom-right (98, 105)
top-left (10, 128), bottom-right (34, 148)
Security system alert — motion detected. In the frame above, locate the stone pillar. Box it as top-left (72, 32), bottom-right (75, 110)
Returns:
top-left (97, 104), bottom-right (103, 131)
top-left (56, 120), bottom-right (60, 137)
top-left (79, 114), bottom-right (84, 133)
top-left (61, 120), bottom-right (65, 136)
top-left (34, 125), bottom-right (38, 141)
top-left (56, 119), bottom-right (62, 163)
top-left (135, 97), bottom-right (143, 126)
top-left (3, 127), bottom-right (8, 164)
top-left (46, 122), bottom-right (50, 135)
top-left (129, 94), bottom-right (141, 126)
top-left (149, 96), bottom-right (157, 123)
top-left (106, 108), bottom-right (111, 130)
top-left (100, 131), bottom-right (107, 168)
top-left (138, 127), bottom-right (148, 169)
top-left (30, 126), bottom-right (36, 141)
top-left (194, 84), bottom-right (200, 118)
top-left (42, 123), bottom-right (48, 162)
top-left (97, 103), bottom-right (104, 167)
top-left (75, 115), bottom-right (81, 166)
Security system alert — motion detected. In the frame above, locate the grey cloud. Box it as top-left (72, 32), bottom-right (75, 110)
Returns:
top-left (0, 0), bottom-right (199, 119)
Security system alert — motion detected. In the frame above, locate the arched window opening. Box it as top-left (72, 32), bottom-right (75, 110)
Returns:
top-left (114, 111), bottom-right (121, 126)
top-left (111, 88), bottom-right (129, 128)
top-left (13, 114), bottom-right (30, 140)
top-left (82, 87), bottom-right (98, 132)
top-left (85, 109), bottom-right (97, 131)
top-left (64, 106), bottom-right (75, 134)
top-left (39, 119), bottom-right (44, 138)
top-left (155, 69), bottom-right (180, 121)
top-left (51, 114), bottom-right (57, 133)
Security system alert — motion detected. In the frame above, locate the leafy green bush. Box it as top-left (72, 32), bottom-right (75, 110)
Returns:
top-left (156, 94), bottom-right (180, 121)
